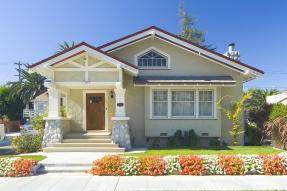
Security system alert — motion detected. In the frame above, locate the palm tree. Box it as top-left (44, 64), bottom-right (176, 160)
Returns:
top-left (56, 41), bottom-right (77, 54)
top-left (9, 64), bottom-right (46, 105)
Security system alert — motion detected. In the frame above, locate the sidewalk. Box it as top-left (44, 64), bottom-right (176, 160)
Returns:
top-left (1, 173), bottom-right (287, 191)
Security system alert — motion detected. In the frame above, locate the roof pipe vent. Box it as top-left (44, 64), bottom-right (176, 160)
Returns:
top-left (224, 42), bottom-right (240, 61)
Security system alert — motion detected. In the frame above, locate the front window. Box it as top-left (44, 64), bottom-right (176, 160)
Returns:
top-left (138, 50), bottom-right (167, 68)
top-left (152, 90), bottom-right (168, 117)
top-left (151, 89), bottom-right (215, 119)
top-left (198, 90), bottom-right (213, 117)
top-left (172, 90), bottom-right (195, 117)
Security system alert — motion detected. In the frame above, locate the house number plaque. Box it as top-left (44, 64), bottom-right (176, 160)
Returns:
top-left (117, 103), bottom-right (124, 107)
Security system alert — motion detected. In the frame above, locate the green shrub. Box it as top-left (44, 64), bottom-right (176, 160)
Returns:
top-left (12, 114), bottom-right (45, 154)
top-left (188, 129), bottom-right (199, 146)
top-left (269, 103), bottom-right (287, 121)
top-left (168, 129), bottom-right (199, 147)
top-left (209, 138), bottom-right (221, 147)
top-left (12, 129), bottom-right (42, 154)
top-left (245, 122), bottom-right (262, 146)
top-left (32, 113), bottom-right (45, 134)
top-left (151, 137), bottom-right (160, 148)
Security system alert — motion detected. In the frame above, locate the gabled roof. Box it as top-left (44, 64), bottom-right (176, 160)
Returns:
top-left (98, 26), bottom-right (264, 77)
top-left (29, 42), bottom-right (138, 75)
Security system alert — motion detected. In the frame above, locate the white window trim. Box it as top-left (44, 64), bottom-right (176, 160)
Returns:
top-left (171, 89), bottom-right (196, 118)
top-left (151, 89), bottom-right (168, 118)
top-left (150, 87), bottom-right (217, 120)
top-left (134, 47), bottom-right (171, 69)
top-left (198, 89), bottom-right (214, 118)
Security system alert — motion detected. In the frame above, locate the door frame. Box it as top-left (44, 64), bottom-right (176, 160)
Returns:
top-left (83, 90), bottom-right (108, 131)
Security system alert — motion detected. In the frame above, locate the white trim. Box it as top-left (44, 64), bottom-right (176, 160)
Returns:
top-left (32, 44), bottom-right (138, 76)
top-left (83, 90), bottom-right (108, 131)
top-left (135, 83), bottom-right (235, 87)
top-left (54, 68), bottom-right (118, 72)
top-left (134, 47), bottom-right (171, 69)
top-left (149, 87), bottom-right (217, 120)
top-left (100, 28), bottom-right (262, 77)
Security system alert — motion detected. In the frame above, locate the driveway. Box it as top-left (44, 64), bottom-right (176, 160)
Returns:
top-left (1, 173), bottom-right (287, 191)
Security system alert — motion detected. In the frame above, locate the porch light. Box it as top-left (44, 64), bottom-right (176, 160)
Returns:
top-left (110, 91), bottom-right (114, 99)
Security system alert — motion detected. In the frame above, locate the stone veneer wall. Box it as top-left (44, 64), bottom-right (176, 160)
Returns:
top-left (42, 119), bottom-right (64, 147)
top-left (111, 120), bottom-right (132, 150)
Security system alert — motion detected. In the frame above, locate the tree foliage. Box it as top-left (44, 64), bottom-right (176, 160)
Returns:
top-left (9, 65), bottom-right (46, 105)
top-left (217, 91), bottom-right (253, 145)
top-left (0, 85), bottom-right (25, 120)
top-left (264, 117), bottom-right (287, 150)
top-left (56, 41), bottom-right (77, 54)
top-left (244, 89), bottom-right (280, 145)
top-left (178, 3), bottom-right (214, 50)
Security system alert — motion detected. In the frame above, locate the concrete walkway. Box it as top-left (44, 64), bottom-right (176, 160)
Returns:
top-left (1, 173), bottom-right (287, 191)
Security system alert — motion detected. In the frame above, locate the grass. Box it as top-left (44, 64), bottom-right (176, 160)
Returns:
top-left (0, 155), bottom-right (46, 161)
top-left (124, 146), bottom-right (283, 157)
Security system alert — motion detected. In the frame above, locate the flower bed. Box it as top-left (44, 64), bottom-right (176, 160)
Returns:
top-left (90, 153), bottom-right (287, 176)
top-left (0, 158), bottom-right (38, 177)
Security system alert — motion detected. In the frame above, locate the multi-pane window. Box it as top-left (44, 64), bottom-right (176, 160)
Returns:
top-left (152, 90), bottom-right (168, 117)
top-left (151, 89), bottom-right (214, 118)
top-left (198, 90), bottom-right (213, 117)
top-left (138, 50), bottom-right (167, 68)
top-left (172, 91), bottom-right (195, 117)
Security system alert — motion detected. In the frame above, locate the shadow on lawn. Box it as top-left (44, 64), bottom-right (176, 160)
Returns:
top-left (150, 146), bottom-right (232, 151)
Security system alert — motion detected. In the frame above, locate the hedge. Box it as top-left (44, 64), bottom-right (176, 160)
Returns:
top-left (90, 153), bottom-right (287, 176)
top-left (0, 158), bottom-right (38, 177)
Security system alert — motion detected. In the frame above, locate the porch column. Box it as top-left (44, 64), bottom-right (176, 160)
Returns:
top-left (111, 85), bottom-right (132, 150)
top-left (47, 87), bottom-right (60, 118)
top-left (42, 83), bottom-right (64, 147)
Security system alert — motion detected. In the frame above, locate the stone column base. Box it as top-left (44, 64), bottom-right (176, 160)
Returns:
top-left (111, 117), bottom-right (132, 150)
top-left (42, 118), bottom-right (64, 147)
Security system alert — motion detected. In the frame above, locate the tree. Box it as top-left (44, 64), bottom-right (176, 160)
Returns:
top-left (217, 91), bottom-right (253, 145)
top-left (9, 64), bottom-right (46, 105)
top-left (56, 41), bottom-right (77, 53)
top-left (178, 3), bottom-right (214, 50)
top-left (0, 85), bottom-right (25, 120)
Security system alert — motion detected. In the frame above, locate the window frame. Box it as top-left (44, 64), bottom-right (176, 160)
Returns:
top-left (171, 89), bottom-right (196, 118)
top-left (198, 90), bottom-right (214, 118)
top-left (150, 87), bottom-right (216, 119)
top-left (135, 47), bottom-right (170, 70)
top-left (151, 89), bottom-right (169, 118)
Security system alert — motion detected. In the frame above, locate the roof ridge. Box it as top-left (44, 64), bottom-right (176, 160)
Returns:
top-left (97, 25), bottom-right (264, 74)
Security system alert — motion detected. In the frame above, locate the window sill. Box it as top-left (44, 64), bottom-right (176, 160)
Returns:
top-left (149, 117), bottom-right (217, 120)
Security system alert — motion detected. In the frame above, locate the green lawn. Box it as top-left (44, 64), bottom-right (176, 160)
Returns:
top-left (0, 155), bottom-right (46, 161)
top-left (124, 146), bottom-right (283, 157)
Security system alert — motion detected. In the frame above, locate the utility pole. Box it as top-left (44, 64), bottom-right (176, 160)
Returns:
top-left (14, 61), bottom-right (22, 82)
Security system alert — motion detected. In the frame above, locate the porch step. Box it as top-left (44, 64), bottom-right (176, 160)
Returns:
top-left (63, 134), bottom-right (111, 139)
top-left (62, 138), bottom-right (112, 143)
top-left (49, 143), bottom-right (119, 147)
top-left (43, 147), bottom-right (125, 152)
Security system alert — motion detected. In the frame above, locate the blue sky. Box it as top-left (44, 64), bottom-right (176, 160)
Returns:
top-left (0, 0), bottom-right (286, 90)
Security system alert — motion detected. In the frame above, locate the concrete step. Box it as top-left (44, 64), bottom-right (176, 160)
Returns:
top-left (39, 163), bottom-right (92, 173)
top-left (62, 138), bottom-right (112, 143)
top-left (64, 134), bottom-right (111, 139)
top-left (49, 142), bottom-right (119, 147)
top-left (43, 147), bottom-right (125, 153)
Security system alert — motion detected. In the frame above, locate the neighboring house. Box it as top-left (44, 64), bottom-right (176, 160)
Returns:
top-left (266, 91), bottom-right (287, 105)
top-left (28, 26), bottom-right (263, 152)
top-left (23, 90), bottom-right (48, 118)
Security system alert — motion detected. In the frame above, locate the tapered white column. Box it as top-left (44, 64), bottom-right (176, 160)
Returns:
top-left (114, 86), bottom-right (127, 117)
top-left (47, 87), bottom-right (60, 118)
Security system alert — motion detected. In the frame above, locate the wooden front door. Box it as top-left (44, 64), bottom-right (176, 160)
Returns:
top-left (86, 93), bottom-right (105, 130)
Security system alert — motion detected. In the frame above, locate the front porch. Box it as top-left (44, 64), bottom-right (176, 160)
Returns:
top-left (30, 45), bottom-right (139, 152)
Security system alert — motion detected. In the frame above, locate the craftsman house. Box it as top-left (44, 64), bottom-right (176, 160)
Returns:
top-left (29, 26), bottom-right (263, 152)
